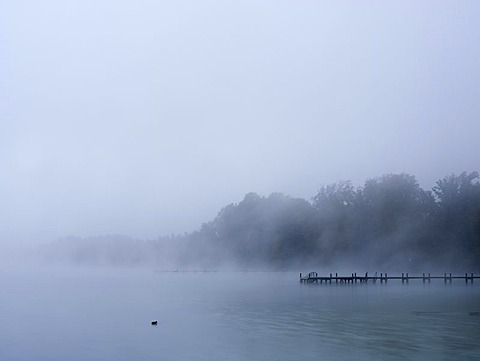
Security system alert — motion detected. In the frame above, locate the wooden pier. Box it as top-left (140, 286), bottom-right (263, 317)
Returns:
top-left (299, 272), bottom-right (479, 284)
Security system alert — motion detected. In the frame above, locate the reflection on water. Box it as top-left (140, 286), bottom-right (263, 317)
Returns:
top-left (0, 269), bottom-right (479, 361)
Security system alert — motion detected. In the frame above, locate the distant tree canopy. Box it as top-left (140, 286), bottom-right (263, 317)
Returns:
top-left (208, 192), bottom-right (318, 267)
top-left (185, 172), bottom-right (480, 270)
top-left (432, 171), bottom-right (480, 264)
top-left (43, 172), bottom-right (480, 270)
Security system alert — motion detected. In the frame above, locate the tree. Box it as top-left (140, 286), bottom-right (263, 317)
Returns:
top-left (433, 172), bottom-right (480, 267)
top-left (312, 181), bottom-right (363, 260)
top-left (357, 173), bottom-right (436, 268)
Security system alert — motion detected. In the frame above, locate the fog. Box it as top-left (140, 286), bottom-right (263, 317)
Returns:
top-left (1, 1), bottom-right (479, 257)
top-left (22, 172), bottom-right (476, 272)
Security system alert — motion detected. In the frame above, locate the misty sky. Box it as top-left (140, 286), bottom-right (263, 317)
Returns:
top-left (1, 0), bottom-right (479, 244)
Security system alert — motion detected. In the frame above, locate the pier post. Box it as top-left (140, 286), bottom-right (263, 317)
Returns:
top-left (428, 273), bottom-right (431, 283)
top-left (336, 273), bottom-right (338, 284)
top-left (423, 273), bottom-right (425, 283)
top-left (472, 273), bottom-right (474, 283)
top-left (466, 273), bottom-right (468, 284)
top-left (406, 273), bottom-right (409, 283)
top-left (385, 273), bottom-right (387, 283)
top-left (444, 273), bottom-right (447, 283)
top-left (402, 273), bottom-right (404, 283)
top-left (449, 273), bottom-right (452, 283)
top-left (330, 273), bottom-right (332, 284)
top-left (355, 273), bottom-right (357, 283)
top-left (380, 273), bottom-right (383, 283)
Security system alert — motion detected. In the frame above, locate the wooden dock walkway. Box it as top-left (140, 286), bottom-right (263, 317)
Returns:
top-left (300, 272), bottom-right (479, 284)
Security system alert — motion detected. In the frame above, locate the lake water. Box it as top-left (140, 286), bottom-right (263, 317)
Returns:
top-left (1, 268), bottom-right (479, 361)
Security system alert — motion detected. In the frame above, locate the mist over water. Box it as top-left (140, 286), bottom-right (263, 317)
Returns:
top-left (21, 171), bottom-right (479, 273)
top-left (2, 0), bottom-right (480, 360)
top-left (1, 269), bottom-right (479, 361)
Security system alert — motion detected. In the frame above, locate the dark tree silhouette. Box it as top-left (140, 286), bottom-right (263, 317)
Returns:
top-left (41, 172), bottom-right (480, 270)
top-left (432, 172), bottom-right (480, 267)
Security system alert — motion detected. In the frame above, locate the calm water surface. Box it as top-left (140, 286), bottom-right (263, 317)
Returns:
top-left (1, 268), bottom-right (479, 361)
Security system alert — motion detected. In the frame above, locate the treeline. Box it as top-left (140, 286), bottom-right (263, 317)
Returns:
top-left (42, 172), bottom-right (480, 270)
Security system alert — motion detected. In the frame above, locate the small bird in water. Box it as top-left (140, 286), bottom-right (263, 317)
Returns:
top-left (151, 320), bottom-right (158, 325)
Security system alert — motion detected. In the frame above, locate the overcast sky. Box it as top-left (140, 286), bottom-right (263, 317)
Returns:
top-left (1, 0), bottom-right (479, 244)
